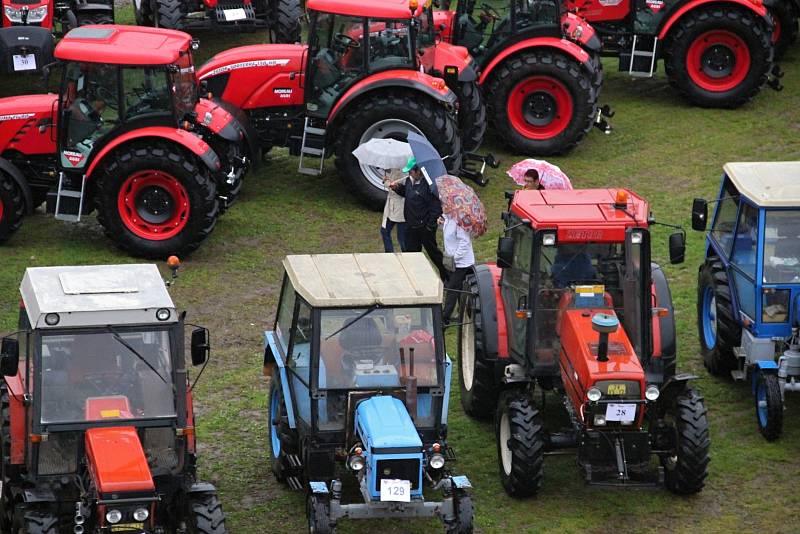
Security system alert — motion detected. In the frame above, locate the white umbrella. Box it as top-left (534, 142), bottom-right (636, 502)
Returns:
top-left (352, 138), bottom-right (413, 170)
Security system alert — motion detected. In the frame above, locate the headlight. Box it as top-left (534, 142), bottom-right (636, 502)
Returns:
top-left (593, 414), bottom-right (606, 426)
top-left (105, 510), bottom-right (122, 524)
top-left (631, 231), bottom-right (643, 244)
top-left (348, 454), bottom-right (365, 471)
top-left (4, 6), bottom-right (22, 23)
top-left (27, 5), bottom-right (47, 22)
top-left (429, 453), bottom-right (445, 470)
top-left (44, 312), bottom-right (60, 326)
top-left (156, 308), bottom-right (171, 321)
top-left (645, 385), bottom-right (660, 401)
top-left (587, 387), bottom-right (602, 402)
top-left (133, 507), bottom-right (149, 521)
top-left (542, 232), bottom-right (556, 246)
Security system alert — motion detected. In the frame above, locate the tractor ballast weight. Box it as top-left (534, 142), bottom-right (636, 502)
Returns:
top-left (693, 161), bottom-right (800, 441)
top-left (564, 0), bottom-right (781, 108)
top-left (0, 262), bottom-right (226, 532)
top-left (0, 25), bottom-right (252, 257)
top-left (197, 0), bottom-right (464, 210)
top-left (264, 253), bottom-right (473, 533)
top-left (458, 188), bottom-right (710, 494)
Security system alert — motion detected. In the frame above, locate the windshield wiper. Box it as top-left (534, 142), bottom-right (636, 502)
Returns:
top-left (325, 304), bottom-right (380, 341)
top-left (107, 326), bottom-right (168, 385)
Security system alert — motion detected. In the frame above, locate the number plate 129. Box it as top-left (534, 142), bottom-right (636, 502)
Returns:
top-left (380, 479), bottom-right (411, 502)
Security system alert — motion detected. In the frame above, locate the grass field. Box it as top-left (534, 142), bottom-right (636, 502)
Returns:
top-left (1, 6), bottom-right (800, 533)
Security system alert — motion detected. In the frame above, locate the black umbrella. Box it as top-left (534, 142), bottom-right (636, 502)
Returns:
top-left (407, 131), bottom-right (447, 191)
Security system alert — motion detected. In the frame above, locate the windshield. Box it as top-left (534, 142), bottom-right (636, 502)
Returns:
top-left (39, 330), bottom-right (176, 425)
top-left (319, 307), bottom-right (439, 390)
top-left (763, 210), bottom-right (800, 284)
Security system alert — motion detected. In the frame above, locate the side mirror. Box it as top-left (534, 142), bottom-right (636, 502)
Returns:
top-left (190, 327), bottom-right (209, 366)
top-left (691, 198), bottom-right (708, 231)
top-left (0, 337), bottom-right (20, 377)
top-left (669, 231), bottom-right (686, 264)
top-left (497, 236), bottom-right (514, 268)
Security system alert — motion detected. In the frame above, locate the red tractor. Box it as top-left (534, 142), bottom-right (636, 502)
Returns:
top-left (428, 0), bottom-right (610, 155)
top-left (458, 188), bottom-right (710, 493)
top-left (0, 261), bottom-right (226, 532)
top-left (564, 0), bottom-right (782, 108)
top-left (769, 0), bottom-right (799, 56)
top-left (0, 25), bottom-right (252, 257)
top-left (197, 0), bottom-right (466, 209)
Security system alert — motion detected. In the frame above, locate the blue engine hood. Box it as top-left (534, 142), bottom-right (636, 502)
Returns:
top-left (356, 396), bottom-right (423, 451)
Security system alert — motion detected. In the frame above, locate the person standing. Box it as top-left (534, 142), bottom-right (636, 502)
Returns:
top-left (390, 157), bottom-right (447, 280)
top-left (381, 168), bottom-right (406, 252)
top-left (441, 214), bottom-right (475, 325)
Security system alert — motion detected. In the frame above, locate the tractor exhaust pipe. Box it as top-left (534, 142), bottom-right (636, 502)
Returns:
top-left (74, 502), bottom-right (85, 534)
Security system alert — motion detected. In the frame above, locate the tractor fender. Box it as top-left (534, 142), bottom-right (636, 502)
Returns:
top-left (210, 97), bottom-right (262, 167)
top-left (264, 330), bottom-right (297, 429)
top-left (657, 0), bottom-right (769, 40)
top-left (752, 360), bottom-right (779, 393)
top-left (659, 372), bottom-right (699, 402)
top-left (328, 70), bottom-right (457, 126)
top-left (472, 262), bottom-right (509, 360)
top-left (651, 263), bottom-right (676, 361)
top-left (561, 12), bottom-right (602, 53)
top-left (187, 482), bottom-right (218, 494)
top-left (419, 43), bottom-right (478, 82)
top-left (478, 37), bottom-right (593, 85)
top-left (0, 158), bottom-right (33, 214)
top-left (85, 127), bottom-right (221, 179)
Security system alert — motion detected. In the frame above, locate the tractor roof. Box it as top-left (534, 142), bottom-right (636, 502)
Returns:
top-left (55, 25), bottom-right (191, 66)
top-left (307, 0), bottom-right (414, 19)
top-left (283, 253), bottom-right (443, 308)
top-left (510, 188), bottom-right (649, 243)
top-left (20, 264), bottom-right (176, 329)
top-left (724, 161), bottom-right (800, 207)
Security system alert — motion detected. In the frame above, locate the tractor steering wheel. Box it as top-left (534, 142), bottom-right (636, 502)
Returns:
top-left (94, 85), bottom-right (118, 111)
top-left (84, 371), bottom-right (125, 396)
top-left (72, 98), bottom-right (102, 124)
top-left (480, 2), bottom-right (501, 19)
top-left (333, 33), bottom-right (361, 52)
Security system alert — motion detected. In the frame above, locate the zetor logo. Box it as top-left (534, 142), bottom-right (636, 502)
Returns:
top-left (63, 151), bottom-right (85, 166)
top-left (201, 59), bottom-right (290, 78)
top-left (564, 229), bottom-right (604, 240)
top-left (0, 113), bottom-right (34, 121)
top-left (646, 0), bottom-right (665, 11)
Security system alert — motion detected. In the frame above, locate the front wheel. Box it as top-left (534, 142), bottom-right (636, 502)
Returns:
top-left (306, 494), bottom-right (333, 534)
top-left (446, 491), bottom-right (474, 534)
top-left (269, 374), bottom-right (300, 483)
top-left (495, 389), bottom-right (544, 497)
top-left (664, 7), bottom-right (772, 108)
top-left (189, 493), bottom-right (227, 533)
top-left (0, 173), bottom-right (24, 244)
top-left (755, 372), bottom-right (783, 441)
top-left (95, 143), bottom-right (219, 258)
top-left (486, 50), bottom-right (596, 155)
top-left (335, 91), bottom-right (461, 210)
top-left (661, 389), bottom-right (710, 495)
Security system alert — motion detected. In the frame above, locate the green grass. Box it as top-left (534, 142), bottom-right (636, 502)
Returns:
top-left (2, 7), bottom-right (800, 533)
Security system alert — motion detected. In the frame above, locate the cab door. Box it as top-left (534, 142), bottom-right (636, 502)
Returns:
top-left (499, 217), bottom-right (534, 366)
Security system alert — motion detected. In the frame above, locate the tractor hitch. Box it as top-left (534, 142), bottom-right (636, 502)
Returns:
top-left (767, 65), bottom-right (784, 92)
top-left (460, 152), bottom-right (499, 187)
top-left (593, 104), bottom-right (614, 134)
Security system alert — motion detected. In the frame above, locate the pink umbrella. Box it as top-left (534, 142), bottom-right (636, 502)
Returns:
top-left (506, 159), bottom-right (573, 190)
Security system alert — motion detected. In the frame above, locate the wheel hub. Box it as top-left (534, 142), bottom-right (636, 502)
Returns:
top-left (135, 186), bottom-right (174, 224)
top-left (701, 45), bottom-right (735, 78)
top-left (523, 91), bottom-right (558, 126)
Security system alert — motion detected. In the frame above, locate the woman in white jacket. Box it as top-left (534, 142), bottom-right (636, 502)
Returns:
top-left (441, 214), bottom-right (475, 325)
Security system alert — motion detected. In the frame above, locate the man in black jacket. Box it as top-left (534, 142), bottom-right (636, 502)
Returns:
top-left (390, 157), bottom-right (447, 280)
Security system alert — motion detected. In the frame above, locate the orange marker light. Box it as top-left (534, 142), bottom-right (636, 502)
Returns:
top-left (614, 190), bottom-right (628, 208)
top-left (432, 442), bottom-right (441, 453)
top-left (409, 0), bottom-right (418, 9)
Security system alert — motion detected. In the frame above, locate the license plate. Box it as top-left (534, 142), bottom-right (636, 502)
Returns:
top-left (223, 8), bottom-right (247, 21)
top-left (605, 403), bottom-right (636, 422)
top-left (380, 479), bottom-right (411, 502)
top-left (13, 54), bottom-right (36, 72)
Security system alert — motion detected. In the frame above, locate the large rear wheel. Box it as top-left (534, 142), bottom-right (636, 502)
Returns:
top-left (495, 389), bottom-right (544, 497)
top-left (268, 0), bottom-right (302, 43)
top-left (0, 173), bottom-right (24, 244)
top-left (134, 0), bottom-right (155, 26)
top-left (664, 7), bottom-right (772, 108)
top-left (154, 0), bottom-right (186, 30)
top-left (486, 50), bottom-right (596, 155)
top-left (335, 91), bottom-right (461, 210)
top-left (269, 374), bottom-right (300, 484)
top-left (697, 260), bottom-right (741, 376)
top-left (95, 143), bottom-right (219, 258)
top-left (455, 81), bottom-right (486, 153)
top-left (768, 1), bottom-right (798, 58)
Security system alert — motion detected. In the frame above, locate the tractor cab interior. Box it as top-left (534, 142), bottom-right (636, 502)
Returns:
top-left (455, 0), bottom-right (560, 55)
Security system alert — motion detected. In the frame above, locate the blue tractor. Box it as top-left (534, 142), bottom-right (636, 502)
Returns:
top-left (693, 161), bottom-right (800, 441)
top-left (263, 253), bottom-right (474, 533)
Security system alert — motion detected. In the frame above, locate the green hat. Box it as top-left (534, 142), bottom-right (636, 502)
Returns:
top-left (402, 156), bottom-right (417, 173)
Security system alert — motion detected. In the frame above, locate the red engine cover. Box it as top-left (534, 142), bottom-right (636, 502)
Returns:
top-left (0, 93), bottom-right (57, 155)
top-left (85, 426), bottom-right (155, 494)
top-left (565, 0), bottom-right (632, 22)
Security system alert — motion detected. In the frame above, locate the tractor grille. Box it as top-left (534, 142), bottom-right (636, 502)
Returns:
top-left (38, 433), bottom-right (78, 475)
top-left (142, 427), bottom-right (178, 474)
top-left (376, 459), bottom-right (420, 490)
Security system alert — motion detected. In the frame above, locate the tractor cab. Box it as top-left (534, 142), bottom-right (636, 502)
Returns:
top-left (693, 161), bottom-right (800, 440)
top-left (0, 263), bottom-right (226, 532)
top-left (265, 253), bottom-right (473, 532)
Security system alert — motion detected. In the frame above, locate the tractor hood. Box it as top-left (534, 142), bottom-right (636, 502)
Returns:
top-left (356, 396), bottom-right (422, 452)
top-left (0, 93), bottom-right (57, 155)
top-left (418, 42), bottom-right (476, 82)
top-left (85, 426), bottom-right (155, 495)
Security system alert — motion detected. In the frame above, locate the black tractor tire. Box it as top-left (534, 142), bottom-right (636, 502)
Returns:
top-left (769, 1), bottom-right (798, 58)
top-left (0, 385), bottom-right (13, 531)
top-left (135, 0), bottom-right (155, 26)
top-left (662, 389), bottom-right (710, 495)
top-left (94, 142), bottom-right (219, 259)
top-left (457, 272), bottom-right (500, 419)
top-left (755, 372), bottom-right (783, 441)
top-left (0, 173), bottom-right (24, 244)
top-left (455, 81), bottom-right (486, 153)
top-left (334, 91), bottom-right (461, 210)
top-left (269, 0), bottom-right (302, 44)
top-left (18, 511), bottom-right (58, 534)
top-left (76, 12), bottom-right (114, 25)
top-left (485, 49), bottom-right (596, 155)
top-left (189, 493), bottom-right (227, 533)
top-left (268, 375), bottom-right (300, 483)
top-left (495, 389), bottom-right (544, 498)
top-left (446, 492), bottom-right (474, 534)
top-left (155, 0), bottom-right (186, 30)
top-left (306, 494), bottom-right (333, 534)
top-left (652, 263), bottom-right (677, 379)
top-left (697, 260), bottom-right (741, 376)
top-left (663, 6), bottom-right (772, 108)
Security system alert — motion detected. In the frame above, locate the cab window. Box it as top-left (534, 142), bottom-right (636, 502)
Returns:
top-left (367, 19), bottom-right (413, 70)
top-left (121, 67), bottom-right (173, 122)
top-left (287, 300), bottom-right (312, 385)
top-left (730, 202), bottom-right (758, 278)
top-left (62, 62), bottom-right (120, 154)
top-left (275, 277), bottom-right (296, 351)
top-left (710, 179), bottom-right (739, 258)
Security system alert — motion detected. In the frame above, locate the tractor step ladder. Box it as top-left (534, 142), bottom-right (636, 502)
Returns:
top-left (731, 347), bottom-right (747, 380)
top-left (298, 118), bottom-right (326, 176)
top-left (54, 172), bottom-right (86, 222)
top-left (627, 35), bottom-right (658, 78)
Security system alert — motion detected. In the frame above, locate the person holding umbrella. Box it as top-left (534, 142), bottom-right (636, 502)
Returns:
top-left (381, 168), bottom-right (407, 252)
top-left (440, 212), bottom-right (475, 326)
top-left (507, 159), bottom-right (573, 190)
top-left (390, 157), bottom-right (448, 280)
